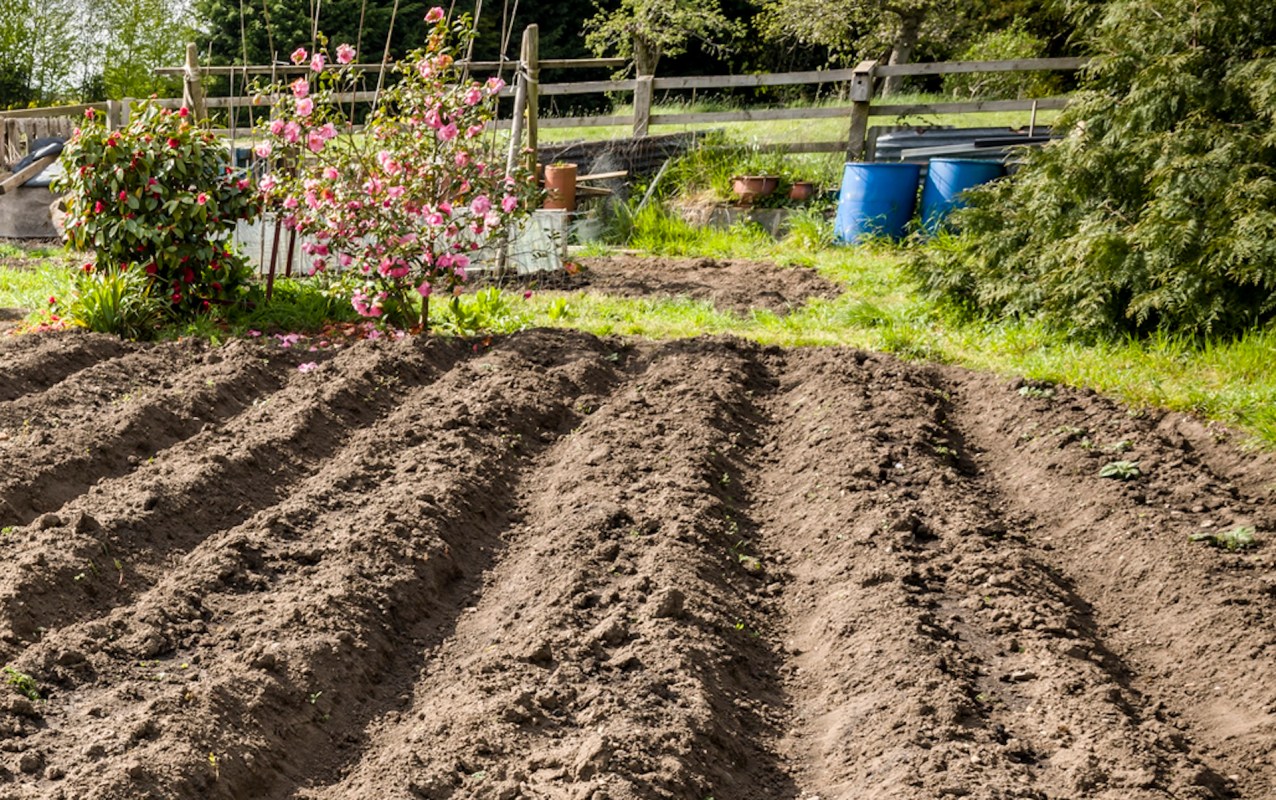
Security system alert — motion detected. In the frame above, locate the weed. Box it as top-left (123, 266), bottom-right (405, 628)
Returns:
top-left (65, 267), bottom-right (168, 340)
top-left (1104, 439), bottom-right (1134, 453)
top-left (1099, 460), bottom-right (1142, 480)
top-left (1018, 385), bottom-right (1056, 400)
top-left (546, 296), bottom-right (573, 321)
top-left (1189, 525), bottom-right (1257, 551)
top-left (3, 666), bottom-right (39, 700)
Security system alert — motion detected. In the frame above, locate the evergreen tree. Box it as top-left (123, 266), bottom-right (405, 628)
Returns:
top-left (910, 0), bottom-right (1276, 338)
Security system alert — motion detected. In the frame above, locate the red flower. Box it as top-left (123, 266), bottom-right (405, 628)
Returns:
top-left (196, 193), bottom-right (208, 205)
top-left (178, 106), bottom-right (190, 118)
top-left (48, 296), bottom-right (56, 305)
top-left (167, 137), bottom-right (180, 148)
top-left (118, 190), bottom-right (128, 202)
top-left (172, 293), bottom-right (182, 303)
top-left (84, 108), bottom-right (96, 119)
top-left (144, 263), bottom-right (157, 275)
top-left (93, 200), bottom-right (105, 214)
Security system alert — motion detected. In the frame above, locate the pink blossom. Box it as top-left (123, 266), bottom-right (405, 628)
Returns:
top-left (291, 47), bottom-right (308, 65)
top-left (196, 193), bottom-right (208, 205)
top-left (311, 53), bottom-right (325, 72)
top-left (470, 195), bottom-right (491, 215)
top-left (485, 76), bottom-right (506, 94)
top-left (502, 195), bottom-right (518, 213)
top-left (307, 129), bottom-right (326, 153)
top-left (455, 151), bottom-right (470, 168)
top-left (464, 87), bottom-right (483, 106)
top-left (466, 125), bottom-right (485, 139)
top-left (319, 122), bottom-right (338, 140)
top-left (425, 7), bottom-right (445, 23)
top-left (417, 281), bottom-right (432, 297)
top-left (260, 175), bottom-right (277, 192)
top-left (291, 78), bottom-right (309, 98)
top-left (283, 195), bottom-right (299, 210)
top-left (336, 44), bottom-right (356, 65)
top-left (439, 123), bottom-right (458, 141)
top-left (269, 118), bottom-right (286, 136)
top-left (339, 253), bottom-right (353, 267)
top-left (254, 141), bottom-right (273, 158)
top-left (248, 329), bottom-right (262, 337)
top-left (284, 121), bottom-right (301, 143)
top-left (296, 97), bottom-right (314, 117)
top-left (323, 166), bottom-right (339, 180)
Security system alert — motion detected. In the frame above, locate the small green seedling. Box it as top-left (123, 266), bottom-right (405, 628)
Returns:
top-left (1099, 460), bottom-right (1142, 480)
top-left (3, 666), bottom-right (39, 700)
top-left (1189, 525), bottom-right (1257, 551)
top-left (1018, 385), bottom-right (1055, 400)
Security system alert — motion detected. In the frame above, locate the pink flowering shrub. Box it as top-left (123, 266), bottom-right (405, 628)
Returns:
top-left (55, 99), bottom-right (261, 315)
top-left (257, 11), bottom-right (537, 330)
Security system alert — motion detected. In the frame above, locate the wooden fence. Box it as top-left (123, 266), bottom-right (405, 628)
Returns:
top-left (0, 26), bottom-right (1088, 168)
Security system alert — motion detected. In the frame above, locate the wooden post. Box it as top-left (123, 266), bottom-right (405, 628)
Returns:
top-left (183, 43), bottom-right (208, 121)
top-left (846, 59), bottom-right (877, 162)
top-left (633, 70), bottom-right (654, 138)
top-left (105, 100), bottom-right (123, 130)
top-left (120, 98), bottom-right (133, 128)
top-left (522, 25), bottom-right (539, 176)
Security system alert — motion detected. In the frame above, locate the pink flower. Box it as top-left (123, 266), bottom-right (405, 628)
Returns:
top-left (283, 196), bottom-right (299, 210)
top-left (291, 78), bottom-right (309, 98)
top-left (196, 193), bottom-right (208, 205)
top-left (311, 53), bottom-right (325, 72)
top-left (307, 129), bottom-right (326, 153)
top-left (502, 195), bottom-right (518, 213)
top-left (296, 97), bottom-right (314, 117)
top-left (284, 121), bottom-right (301, 143)
top-left (470, 195), bottom-right (491, 215)
top-left (454, 151), bottom-right (470, 168)
top-left (319, 122), bottom-right (338, 140)
top-left (291, 47), bottom-right (308, 65)
top-left (485, 76), bottom-right (506, 94)
top-left (417, 281), bottom-right (432, 297)
top-left (298, 361), bottom-right (319, 373)
top-left (260, 174), bottom-right (277, 192)
top-left (85, 108), bottom-right (96, 119)
top-left (254, 141), bottom-right (273, 158)
top-left (247, 329), bottom-right (262, 337)
top-left (464, 87), bottom-right (483, 106)
top-left (466, 124), bottom-right (485, 139)
top-left (425, 6), bottom-right (445, 23)
top-left (336, 44), bottom-right (356, 65)
top-left (269, 118), bottom-right (286, 136)
top-left (439, 123), bottom-right (458, 141)
top-left (323, 166), bottom-right (339, 180)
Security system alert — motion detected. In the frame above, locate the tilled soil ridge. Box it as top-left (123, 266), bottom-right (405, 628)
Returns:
top-left (0, 329), bottom-right (1272, 799)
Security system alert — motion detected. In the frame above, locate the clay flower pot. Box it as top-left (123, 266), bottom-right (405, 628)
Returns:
top-left (543, 162), bottom-right (578, 212)
top-left (731, 175), bottom-right (780, 204)
top-left (788, 181), bottom-right (816, 202)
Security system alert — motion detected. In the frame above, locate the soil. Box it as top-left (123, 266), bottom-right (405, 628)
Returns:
top-left (567, 255), bottom-right (838, 316)
top-left (0, 326), bottom-right (1273, 800)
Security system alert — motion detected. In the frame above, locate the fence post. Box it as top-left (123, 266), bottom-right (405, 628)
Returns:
top-left (121, 98), bottom-right (133, 128)
top-left (633, 68), bottom-right (653, 137)
top-left (846, 59), bottom-right (877, 161)
top-left (522, 24), bottom-right (539, 176)
top-left (183, 43), bottom-right (208, 121)
top-left (105, 100), bottom-right (123, 130)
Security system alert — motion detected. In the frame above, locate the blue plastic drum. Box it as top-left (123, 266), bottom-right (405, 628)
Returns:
top-left (919, 158), bottom-right (1006, 233)
top-left (835, 162), bottom-right (922, 243)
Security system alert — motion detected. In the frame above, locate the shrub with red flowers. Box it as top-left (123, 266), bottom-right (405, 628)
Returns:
top-left (54, 99), bottom-right (261, 315)
top-left (257, 10), bottom-right (538, 330)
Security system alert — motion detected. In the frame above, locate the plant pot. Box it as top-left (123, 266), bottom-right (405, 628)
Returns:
top-left (543, 162), bottom-right (578, 212)
top-left (788, 181), bottom-right (816, 202)
top-left (731, 175), bottom-right (779, 204)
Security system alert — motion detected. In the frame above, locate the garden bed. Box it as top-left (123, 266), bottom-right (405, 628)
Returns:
top-left (0, 325), bottom-right (1273, 799)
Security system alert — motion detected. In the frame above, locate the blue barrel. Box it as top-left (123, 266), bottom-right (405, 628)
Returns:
top-left (835, 163), bottom-right (921, 243)
top-left (919, 158), bottom-right (1006, 233)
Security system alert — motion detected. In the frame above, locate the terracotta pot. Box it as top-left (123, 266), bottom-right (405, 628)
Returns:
top-left (788, 181), bottom-right (816, 202)
top-left (543, 162), bottom-right (578, 212)
top-left (731, 175), bottom-right (780, 204)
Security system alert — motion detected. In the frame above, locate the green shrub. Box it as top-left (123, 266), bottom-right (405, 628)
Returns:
top-left (54, 99), bottom-right (260, 318)
top-left (911, 0), bottom-right (1276, 339)
top-left (65, 266), bottom-right (167, 339)
top-left (943, 20), bottom-right (1061, 100)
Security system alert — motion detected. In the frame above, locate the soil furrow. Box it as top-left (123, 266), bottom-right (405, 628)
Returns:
top-left (0, 331), bottom-right (622, 799)
top-left (0, 332), bottom-right (135, 403)
top-left (0, 341), bottom-right (292, 530)
top-left (944, 369), bottom-right (1276, 798)
top-left (300, 337), bottom-right (794, 800)
top-left (0, 337), bottom-right (463, 661)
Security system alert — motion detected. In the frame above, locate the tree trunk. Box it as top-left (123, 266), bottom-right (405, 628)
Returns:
top-left (633, 37), bottom-right (659, 76)
top-left (882, 12), bottom-right (922, 97)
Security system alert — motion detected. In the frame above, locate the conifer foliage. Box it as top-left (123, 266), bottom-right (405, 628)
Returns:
top-left (910, 0), bottom-right (1276, 338)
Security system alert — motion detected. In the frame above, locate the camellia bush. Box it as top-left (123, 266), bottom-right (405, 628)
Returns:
top-left (55, 99), bottom-right (261, 315)
top-left (910, 0), bottom-right (1276, 339)
top-left (257, 9), bottom-right (538, 330)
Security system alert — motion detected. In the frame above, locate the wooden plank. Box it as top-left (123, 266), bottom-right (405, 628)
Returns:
top-left (869, 97), bottom-right (1069, 115)
top-left (651, 68), bottom-right (857, 91)
top-left (578, 169), bottom-right (628, 181)
top-left (154, 57), bottom-right (626, 77)
top-left (183, 44), bottom-right (208, 120)
top-left (0, 104), bottom-right (106, 120)
top-left (874, 57), bottom-right (1088, 77)
top-left (633, 75), bottom-right (653, 136)
top-left (492, 114), bottom-right (632, 130)
top-left (0, 154), bottom-right (58, 196)
top-left (524, 24), bottom-right (540, 175)
top-left (539, 79), bottom-right (636, 96)
top-left (540, 58), bottom-right (627, 69)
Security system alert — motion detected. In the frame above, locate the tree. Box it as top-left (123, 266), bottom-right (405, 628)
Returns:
top-left (582, 0), bottom-right (743, 75)
top-left (88, 0), bottom-right (187, 98)
top-left (0, 0), bottom-right (78, 105)
top-left (909, 0), bottom-right (1276, 338)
